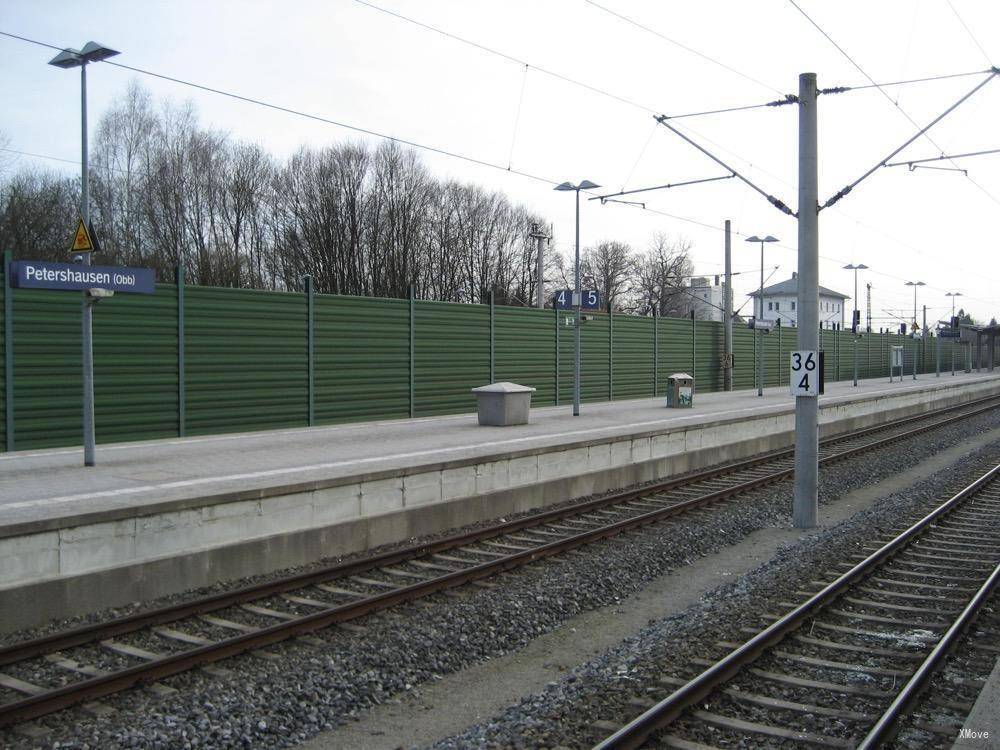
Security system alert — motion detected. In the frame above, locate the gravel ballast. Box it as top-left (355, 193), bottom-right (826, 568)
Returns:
top-left (3, 409), bottom-right (1000, 750)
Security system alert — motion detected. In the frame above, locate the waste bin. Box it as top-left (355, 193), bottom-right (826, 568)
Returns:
top-left (666, 373), bottom-right (694, 408)
top-left (471, 382), bottom-right (536, 426)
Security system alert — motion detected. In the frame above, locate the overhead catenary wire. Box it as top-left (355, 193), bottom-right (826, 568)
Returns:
top-left (3, 30), bottom-right (997, 310)
top-left (507, 63), bottom-right (529, 170)
top-left (885, 147), bottom-right (1000, 169)
top-left (352, 0), bottom-right (798, 123)
top-left (619, 122), bottom-right (659, 192)
top-left (820, 71), bottom-right (998, 209)
top-left (946, 0), bottom-right (993, 67)
top-left (0, 28), bottom-right (802, 245)
top-left (591, 174), bottom-right (735, 202)
top-left (653, 115), bottom-right (795, 216)
top-left (581, 0), bottom-right (785, 97)
top-left (787, 0), bottom-right (1000, 208)
top-left (823, 68), bottom-right (995, 93)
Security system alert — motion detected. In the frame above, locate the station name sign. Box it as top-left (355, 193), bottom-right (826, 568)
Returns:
top-left (8, 260), bottom-right (155, 294)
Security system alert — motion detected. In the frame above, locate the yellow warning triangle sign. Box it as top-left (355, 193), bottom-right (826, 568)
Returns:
top-left (71, 218), bottom-right (94, 252)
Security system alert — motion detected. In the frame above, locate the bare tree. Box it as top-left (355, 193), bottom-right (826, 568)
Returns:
top-left (2, 82), bottom-right (559, 301)
top-left (631, 233), bottom-right (694, 316)
top-left (581, 240), bottom-right (635, 309)
top-left (0, 168), bottom-right (78, 260)
top-left (91, 80), bottom-right (156, 266)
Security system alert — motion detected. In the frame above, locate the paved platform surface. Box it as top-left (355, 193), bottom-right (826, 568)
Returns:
top-left (952, 651), bottom-right (1000, 748)
top-left (1, 371), bottom-right (996, 535)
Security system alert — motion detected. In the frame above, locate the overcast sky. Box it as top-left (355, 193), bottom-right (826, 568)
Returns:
top-left (2, 0), bottom-right (998, 326)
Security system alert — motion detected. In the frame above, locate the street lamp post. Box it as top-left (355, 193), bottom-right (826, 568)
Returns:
top-left (946, 291), bottom-right (962, 376)
top-left (843, 263), bottom-right (868, 386)
top-left (905, 281), bottom-right (925, 381)
top-left (554, 179), bottom-right (600, 416)
top-left (49, 41), bottom-right (120, 467)
top-left (745, 235), bottom-right (778, 397)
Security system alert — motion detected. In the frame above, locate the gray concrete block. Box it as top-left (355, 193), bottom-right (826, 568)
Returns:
top-left (403, 472), bottom-right (443, 507)
top-left (361, 477), bottom-right (404, 515)
top-left (471, 382), bottom-right (536, 426)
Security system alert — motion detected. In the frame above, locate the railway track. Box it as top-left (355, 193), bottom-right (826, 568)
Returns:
top-left (592, 462), bottom-right (1000, 750)
top-left (1, 396), bottom-right (998, 730)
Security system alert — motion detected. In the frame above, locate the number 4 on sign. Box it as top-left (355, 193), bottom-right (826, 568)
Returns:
top-left (789, 350), bottom-right (819, 396)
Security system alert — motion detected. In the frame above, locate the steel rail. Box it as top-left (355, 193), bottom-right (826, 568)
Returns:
top-left (3, 395), bottom-right (993, 667)
top-left (593, 463), bottom-right (1000, 750)
top-left (857, 558), bottom-right (1000, 749)
top-left (1, 396), bottom-right (998, 727)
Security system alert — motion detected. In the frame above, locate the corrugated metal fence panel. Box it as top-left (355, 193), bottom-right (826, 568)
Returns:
top-left (779, 325), bottom-right (797, 386)
top-left (315, 294), bottom-right (409, 423)
top-left (415, 300), bottom-right (489, 416)
top-left (580, 312), bottom-right (610, 403)
top-left (494, 305), bottom-right (556, 406)
top-left (657, 317), bottom-right (691, 386)
top-left (185, 286), bottom-right (308, 435)
top-left (93, 283), bottom-right (179, 443)
top-left (763, 327), bottom-right (781, 388)
top-left (731, 326), bottom-right (755, 391)
top-left (0, 265), bottom-right (5, 452)
top-left (556, 311), bottom-right (572, 404)
top-left (11, 288), bottom-right (82, 448)
top-left (695, 321), bottom-right (722, 392)
top-left (613, 313), bottom-right (654, 400)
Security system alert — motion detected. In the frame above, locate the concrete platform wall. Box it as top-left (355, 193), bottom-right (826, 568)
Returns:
top-left (2, 376), bottom-right (998, 632)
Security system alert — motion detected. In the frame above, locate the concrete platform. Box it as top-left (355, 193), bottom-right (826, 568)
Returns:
top-left (2, 370), bottom-right (998, 631)
top-left (952, 651), bottom-right (1000, 748)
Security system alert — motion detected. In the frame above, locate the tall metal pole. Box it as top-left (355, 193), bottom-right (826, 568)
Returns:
top-left (794, 72), bottom-right (819, 529)
top-left (852, 267), bottom-right (858, 386)
top-left (80, 60), bottom-right (96, 467)
top-left (936, 319), bottom-right (940, 377)
top-left (757, 239), bottom-right (764, 397)
top-left (723, 220), bottom-right (733, 391)
top-left (950, 295), bottom-right (956, 376)
top-left (573, 188), bottom-right (581, 417)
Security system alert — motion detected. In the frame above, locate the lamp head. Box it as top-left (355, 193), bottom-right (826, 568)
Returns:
top-left (79, 42), bottom-right (120, 62)
top-left (48, 41), bottom-right (119, 69)
top-left (577, 179), bottom-right (600, 190)
top-left (48, 48), bottom-right (83, 68)
top-left (554, 182), bottom-right (576, 192)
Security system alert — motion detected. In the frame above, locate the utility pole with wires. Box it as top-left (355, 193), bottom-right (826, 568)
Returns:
top-left (723, 220), bottom-right (733, 391)
top-left (794, 72), bottom-right (819, 529)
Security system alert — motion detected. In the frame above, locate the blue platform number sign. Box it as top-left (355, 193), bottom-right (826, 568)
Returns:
top-left (553, 289), bottom-right (601, 310)
top-left (789, 350), bottom-right (819, 397)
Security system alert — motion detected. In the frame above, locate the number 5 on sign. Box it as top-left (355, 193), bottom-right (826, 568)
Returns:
top-left (790, 350), bottom-right (819, 396)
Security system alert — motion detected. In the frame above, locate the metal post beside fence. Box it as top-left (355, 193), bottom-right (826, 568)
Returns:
top-left (305, 275), bottom-right (314, 426)
top-left (409, 285), bottom-right (415, 418)
top-left (176, 266), bottom-right (186, 438)
top-left (691, 311), bottom-right (696, 394)
top-left (489, 289), bottom-right (495, 384)
top-left (554, 307), bottom-right (560, 406)
top-left (652, 310), bottom-right (658, 397)
top-left (3, 249), bottom-right (13, 451)
top-left (608, 302), bottom-right (613, 401)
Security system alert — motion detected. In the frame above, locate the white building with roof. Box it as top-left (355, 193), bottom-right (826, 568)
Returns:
top-left (748, 272), bottom-right (848, 329)
top-left (687, 276), bottom-right (726, 322)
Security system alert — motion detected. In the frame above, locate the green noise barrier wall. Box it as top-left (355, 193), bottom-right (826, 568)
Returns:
top-left (0, 259), bottom-right (984, 452)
